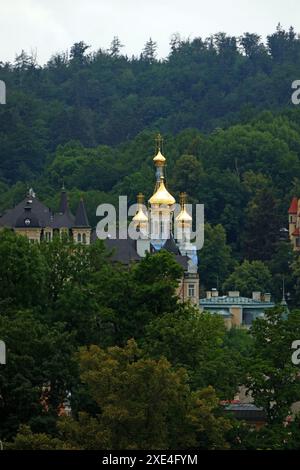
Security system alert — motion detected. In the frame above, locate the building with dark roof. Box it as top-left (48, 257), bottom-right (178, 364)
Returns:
top-left (0, 187), bottom-right (91, 244)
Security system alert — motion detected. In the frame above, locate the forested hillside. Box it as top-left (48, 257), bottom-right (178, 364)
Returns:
top-left (1, 24), bottom-right (300, 299)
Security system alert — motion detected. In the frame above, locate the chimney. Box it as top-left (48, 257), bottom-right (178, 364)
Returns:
top-left (211, 288), bottom-right (218, 298)
top-left (206, 291), bottom-right (212, 299)
top-left (228, 291), bottom-right (240, 297)
top-left (252, 292), bottom-right (261, 301)
top-left (264, 293), bottom-right (271, 302)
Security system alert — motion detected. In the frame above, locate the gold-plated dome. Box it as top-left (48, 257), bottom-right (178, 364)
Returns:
top-left (176, 192), bottom-right (192, 222)
top-left (149, 178), bottom-right (175, 205)
top-left (176, 207), bottom-right (192, 222)
top-left (133, 208), bottom-right (148, 222)
top-left (153, 150), bottom-right (166, 164)
top-left (133, 193), bottom-right (148, 222)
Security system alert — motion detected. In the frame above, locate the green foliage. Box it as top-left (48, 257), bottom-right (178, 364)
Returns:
top-left (142, 305), bottom-right (247, 399)
top-left (0, 229), bottom-right (47, 310)
top-left (0, 310), bottom-right (76, 440)
top-left (245, 308), bottom-right (300, 423)
top-left (223, 260), bottom-right (272, 297)
top-left (199, 223), bottom-right (236, 290)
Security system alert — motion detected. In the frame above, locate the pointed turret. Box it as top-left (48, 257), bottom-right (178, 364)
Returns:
top-left (74, 198), bottom-right (90, 228)
top-left (281, 278), bottom-right (290, 319)
top-left (59, 185), bottom-right (69, 214)
top-left (73, 198), bottom-right (91, 245)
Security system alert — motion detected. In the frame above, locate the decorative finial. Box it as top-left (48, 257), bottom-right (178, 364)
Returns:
top-left (155, 133), bottom-right (163, 152)
top-left (179, 192), bottom-right (187, 208)
top-left (137, 193), bottom-right (144, 205)
top-left (28, 188), bottom-right (36, 198)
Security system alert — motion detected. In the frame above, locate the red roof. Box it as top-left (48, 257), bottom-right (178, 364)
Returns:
top-left (289, 197), bottom-right (298, 214)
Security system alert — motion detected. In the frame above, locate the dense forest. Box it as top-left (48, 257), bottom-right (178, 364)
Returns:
top-left (1, 25), bottom-right (300, 300)
top-left (1, 231), bottom-right (300, 449)
top-left (2, 24), bottom-right (300, 450)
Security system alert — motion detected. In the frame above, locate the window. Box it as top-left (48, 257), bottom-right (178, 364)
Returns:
top-left (45, 231), bottom-right (51, 242)
top-left (82, 233), bottom-right (86, 244)
top-left (296, 237), bottom-right (300, 247)
top-left (77, 233), bottom-right (82, 243)
top-left (188, 284), bottom-right (195, 298)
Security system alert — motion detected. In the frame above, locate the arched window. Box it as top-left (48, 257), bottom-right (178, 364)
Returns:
top-left (77, 233), bottom-right (82, 243)
top-left (82, 233), bottom-right (86, 244)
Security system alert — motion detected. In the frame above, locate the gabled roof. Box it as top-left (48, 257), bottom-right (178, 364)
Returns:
top-left (0, 196), bottom-right (52, 228)
top-left (15, 205), bottom-right (41, 228)
top-left (74, 198), bottom-right (90, 228)
top-left (289, 197), bottom-right (298, 214)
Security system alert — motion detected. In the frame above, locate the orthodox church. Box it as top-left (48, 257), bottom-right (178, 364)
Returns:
top-left (104, 135), bottom-right (200, 305)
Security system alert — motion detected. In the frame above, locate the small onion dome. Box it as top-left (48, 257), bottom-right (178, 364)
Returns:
top-left (176, 207), bottom-right (192, 222)
top-left (133, 208), bottom-right (148, 223)
top-left (153, 150), bottom-right (166, 164)
top-left (149, 178), bottom-right (175, 205)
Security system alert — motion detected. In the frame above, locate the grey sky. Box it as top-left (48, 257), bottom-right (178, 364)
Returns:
top-left (0, 0), bottom-right (299, 64)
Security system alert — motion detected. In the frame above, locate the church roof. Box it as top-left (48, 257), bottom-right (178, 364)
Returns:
top-left (162, 236), bottom-right (180, 255)
top-left (153, 150), bottom-right (166, 164)
top-left (104, 238), bottom-right (142, 264)
top-left (98, 234), bottom-right (189, 270)
top-left (289, 197), bottom-right (298, 214)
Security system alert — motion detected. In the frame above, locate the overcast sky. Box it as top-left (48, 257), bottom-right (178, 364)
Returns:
top-left (0, 0), bottom-right (299, 64)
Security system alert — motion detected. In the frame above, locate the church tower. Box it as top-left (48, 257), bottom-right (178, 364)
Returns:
top-left (149, 134), bottom-right (175, 250)
top-left (131, 133), bottom-right (200, 306)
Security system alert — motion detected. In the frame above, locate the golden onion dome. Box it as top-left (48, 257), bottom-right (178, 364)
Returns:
top-left (133, 208), bottom-right (148, 223)
top-left (176, 207), bottom-right (192, 222)
top-left (149, 178), bottom-right (175, 205)
top-left (153, 150), bottom-right (166, 164)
